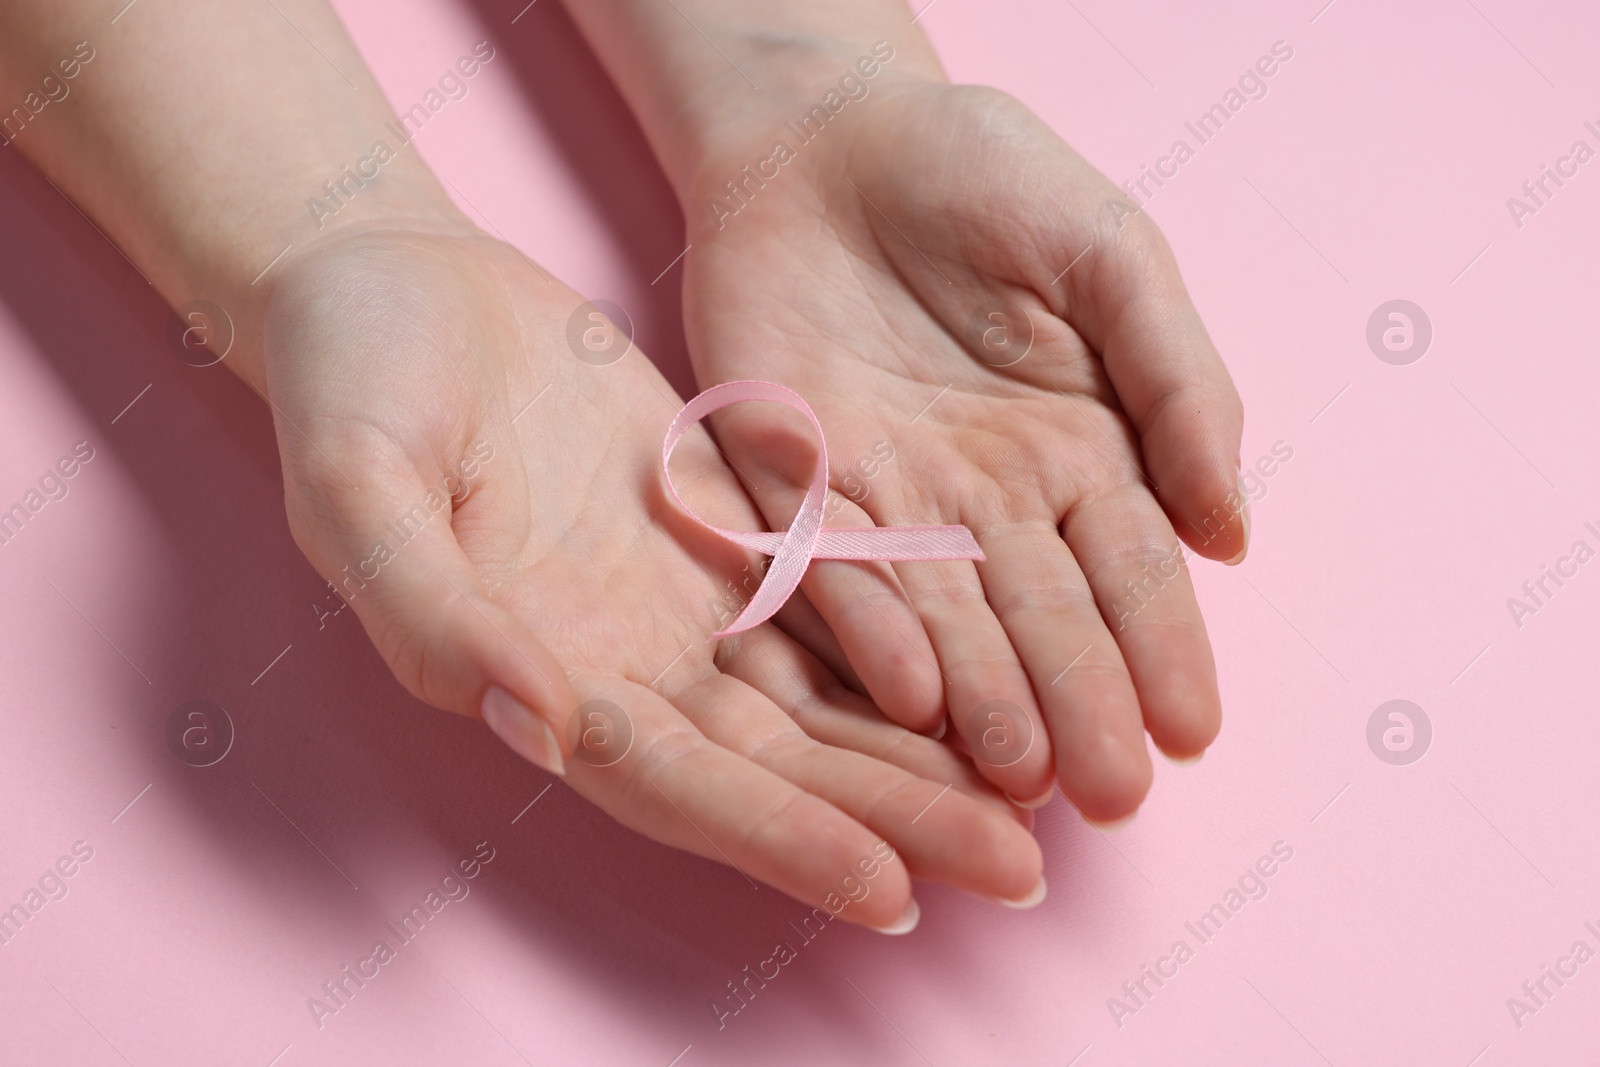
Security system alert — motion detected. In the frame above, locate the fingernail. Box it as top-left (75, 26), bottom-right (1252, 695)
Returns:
top-left (872, 897), bottom-right (920, 936)
top-left (996, 875), bottom-right (1047, 909)
top-left (1225, 473), bottom-right (1251, 565)
top-left (1085, 810), bottom-right (1137, 832)
top-left (928, 717), bottom-right (948, 741)
top-left (481, 685), bottom-right (565, 777)
top-left (1162, 749), bottom-right (1204, 767)
top-left (1006, 786), bottom-right (1055, 810)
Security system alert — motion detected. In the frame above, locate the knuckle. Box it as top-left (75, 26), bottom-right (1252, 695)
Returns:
top-left (624, 726), bottom-right (706, 797)
top-left (862, 776), bottom-right (931, 827)
top-left (371, 602), bottom-right (458, 711)
top-left (909, 580), bottom-right (987, 611)
top-left (988, 583), bottom-right (1095, 620)
top-left (733, 789), bottom-right (811, 857)
top-left (740, 725), bottom-right (815, 769)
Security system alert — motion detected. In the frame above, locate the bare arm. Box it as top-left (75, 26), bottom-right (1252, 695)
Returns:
top-left (0, 0), bottom-right (471, 390)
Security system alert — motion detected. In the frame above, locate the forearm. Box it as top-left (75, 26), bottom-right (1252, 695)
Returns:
top-left (0, 0), bottom-right (470, 389)
top-left (558, 0), bottom-right (946, 198)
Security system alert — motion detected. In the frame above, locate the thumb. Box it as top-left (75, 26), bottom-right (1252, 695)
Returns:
top-left (1069, 211), bottom-right (1248, 565)
top-left (281, 437), bottom-right (576, 777)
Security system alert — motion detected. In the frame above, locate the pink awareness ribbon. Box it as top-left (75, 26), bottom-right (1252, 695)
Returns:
top-left (663, 380), bottom-right (985, 639)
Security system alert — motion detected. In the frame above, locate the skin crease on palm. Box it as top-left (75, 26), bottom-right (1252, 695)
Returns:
top-left (261, 226), bottom-right (1045, 927)
top-left (557, 3), bottom-right (1251, 823)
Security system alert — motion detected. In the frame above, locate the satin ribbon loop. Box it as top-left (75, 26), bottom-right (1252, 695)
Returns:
top-left (663, 380), bottom-right (985, 638)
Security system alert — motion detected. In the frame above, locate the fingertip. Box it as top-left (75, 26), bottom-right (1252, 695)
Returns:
top-left (1059, 738), bottom-right (1151, 826)
top-left (481, 684), bottom-right (566, 777)
top-left (1147, 693), bottom-right (1221, 760)
top-left (923, 793), bottom-right (1041, 905)
top-left (843, 851), bottom-right (918, 933)
top-left (1085, 809), bottom-right (1138, 832)
top-left (1005, 785), bottom-right (1056, 810)
top-left (1223, 471), bottom-right (1251, 564)
top-left (870, 897), bottom-right (921, 936)
top-left (1174, 465), bottom-right (1249, 564)
top-left (994, 874), bottom-right (1047, 910)
top-left (1138, 657), bottom-right (1222, 760)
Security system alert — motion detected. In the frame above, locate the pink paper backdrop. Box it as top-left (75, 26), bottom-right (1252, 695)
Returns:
top-left (2, 1), bottom-right (1597, 1064)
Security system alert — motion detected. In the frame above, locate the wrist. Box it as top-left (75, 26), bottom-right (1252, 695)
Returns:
top-left (181, 179), bottom-right (475, 393)
top-left (555, 0), bottom-right (946, 207)
top-left (676, 43), bottom-right (945, 227)
top-left (0, 0), bottom-right (482, 394)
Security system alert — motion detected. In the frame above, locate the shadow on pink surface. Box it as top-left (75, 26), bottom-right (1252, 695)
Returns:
top-left (463, 0), bottom-right (697, 398)
top-left (0, 131), bottom-right (723, 1001)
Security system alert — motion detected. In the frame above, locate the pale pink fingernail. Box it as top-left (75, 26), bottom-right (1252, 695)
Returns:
top-left (481, 685), bottom-right (565, 777)
top-left (996, 875), bottom-right (1048, 910)
top-left (872, 898), bottom-right (920, 936)
top-left (1086, 810), bottom-right (1138, 832)
top-left (1005, 787), bottom-right (1056, 810)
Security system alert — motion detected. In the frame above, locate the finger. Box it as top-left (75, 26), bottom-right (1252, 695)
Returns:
top-left (706, 403), bottom-right (945, 733)
top-left (769, 588), bottom-right (870, 699)
top-left (277, 428), bottom-right (576, 776)
top-left (972, 518), bottom-right (1152, 822)
top-left (717, 620), bottom-right (1024, 827)
top-left (799, 505), bottom-right (945, 733)
top-left (890, 557), bottom-right (1056, 804)
top-left (563, 673), bottom-right (921, 933)
top-left (676, 670), bottom-right (1043, 905)
top-left (1065, 209), bottom-right (1248, 564)
top-left (1061, 484), bottom-right (1222, 760)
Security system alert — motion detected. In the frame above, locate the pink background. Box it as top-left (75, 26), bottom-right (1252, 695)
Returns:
top-left (2, 0), bottom-right (1597, 1063)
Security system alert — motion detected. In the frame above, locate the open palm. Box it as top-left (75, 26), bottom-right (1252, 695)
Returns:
top-left (682, 84), bottom-right (1247, 821)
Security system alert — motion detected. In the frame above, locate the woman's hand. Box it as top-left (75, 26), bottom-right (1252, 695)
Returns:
top-left (262, 224), bottom-right (1045, 926)
top-left (678, 81), bottom-right (1246, 822)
